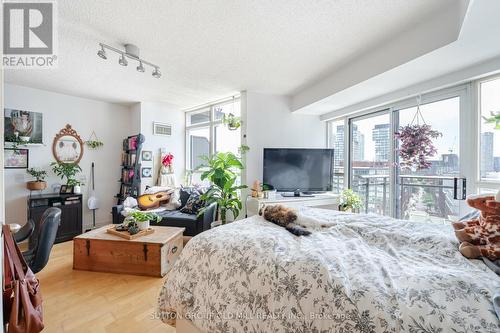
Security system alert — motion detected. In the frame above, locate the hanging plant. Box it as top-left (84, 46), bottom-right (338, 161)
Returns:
top-left (483, 111), bottom-right (500, 130)
top-left (222, 113), bottom-right (241, 130)
top-left (85, 131), bottom-right (104, 149)
top-left (394, 97), bottom-right (442, 171)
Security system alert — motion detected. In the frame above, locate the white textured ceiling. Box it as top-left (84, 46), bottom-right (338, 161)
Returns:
top-left (5, 0), bottom-right (456, 108)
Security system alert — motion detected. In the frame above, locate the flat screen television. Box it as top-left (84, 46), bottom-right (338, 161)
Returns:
top-left (263, 148), bottom-right (334, 192)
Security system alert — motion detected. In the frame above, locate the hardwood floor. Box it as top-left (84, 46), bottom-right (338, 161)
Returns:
top-left (36, 241), bottom-right (175, 333)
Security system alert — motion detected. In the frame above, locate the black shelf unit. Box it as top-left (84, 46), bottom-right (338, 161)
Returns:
top-left (117, 133), bottom-right (145, 204)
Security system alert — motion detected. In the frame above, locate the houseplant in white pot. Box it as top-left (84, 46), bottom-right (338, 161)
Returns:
top-left (338, 189), bottom-right (363, 213)
top-left (197, 152), bottom-right (247, 227)
top-left (26, 168), bottom-right (47, 191)
top-left (125, 211), bottom-right (162, 231)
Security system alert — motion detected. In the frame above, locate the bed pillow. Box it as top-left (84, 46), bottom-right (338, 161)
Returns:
top-left (180, 192), bottom-right (205, 215)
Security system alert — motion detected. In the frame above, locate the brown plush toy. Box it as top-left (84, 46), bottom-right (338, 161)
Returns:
top-left (453, 193), bottom-right (500, 260)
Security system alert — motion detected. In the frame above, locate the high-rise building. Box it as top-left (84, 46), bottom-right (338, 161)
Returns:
top-left (372, 124), bottom-right (390, 162)
top-left (334, 124), bottom-right (365, 162)
top-left (494, 157), bottom-right (500, 172)
top-left (481, 132), bottom-right (494, 177)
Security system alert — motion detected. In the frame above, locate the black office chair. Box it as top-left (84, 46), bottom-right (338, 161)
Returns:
top-left (22, 207), bottom-right (61, 274)
top-left (14, 218), bottom-right (35, 243)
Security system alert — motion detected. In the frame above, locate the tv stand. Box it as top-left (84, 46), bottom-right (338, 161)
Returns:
top-left (247, 192), bottom-right (339, 217)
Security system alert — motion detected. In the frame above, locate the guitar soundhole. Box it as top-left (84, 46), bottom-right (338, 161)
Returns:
top-left (156, 194), bottom-right (162, 198)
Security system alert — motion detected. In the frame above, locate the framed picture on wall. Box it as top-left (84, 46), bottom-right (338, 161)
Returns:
top-left (141, 167), bottom-right (152, 178)
top-left (141, 150), bottom-right (153, 161)
top-left (4, 148), bottom-right (29, 169)
top-left (4, 109), bottom-right (43, 144)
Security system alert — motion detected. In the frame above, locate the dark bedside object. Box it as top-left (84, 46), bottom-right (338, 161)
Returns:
top-left (112, 202), bottom-right (217, 237)
top-left (28, 193), bottom-right (83, 246)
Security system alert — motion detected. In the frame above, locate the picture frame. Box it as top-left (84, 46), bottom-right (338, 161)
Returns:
top-left (4, 148), bottom-right (29, 169)
top-left (141, 150), bottom-right (153, 161)
top-left (4, 109), bottom-right (43, 144)
top-left (59, 185), bottom-right (74, 194)
top-left (141, 167), bottom-right (152, 178)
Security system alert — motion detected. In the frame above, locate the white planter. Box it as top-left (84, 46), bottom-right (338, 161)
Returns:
top-left (19, 136), bottom-right (30, 142)
top-left (211, 220), bottom-right (222, 228)
top-left (137, 220), bottom-right (150, 231)
top-left (73, 185), bottom-right (81, 194)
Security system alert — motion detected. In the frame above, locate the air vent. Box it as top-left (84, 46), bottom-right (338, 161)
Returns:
top-left (153, 122), bottom-right (172, 136)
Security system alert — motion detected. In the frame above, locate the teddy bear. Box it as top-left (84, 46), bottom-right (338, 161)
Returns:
top-left (453, 191), bottom-right (500, 260)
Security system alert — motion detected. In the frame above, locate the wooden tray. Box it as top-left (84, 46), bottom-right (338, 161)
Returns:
top-left (106, 226), bottom-right (155, 240)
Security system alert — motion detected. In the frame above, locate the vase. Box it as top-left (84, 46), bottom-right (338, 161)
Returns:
top-left (26, 181), bottom-right (47, 191)
top-left (137, 220), bottom-right (150, 231)
top-left (73, 185), bottom-right (81, 194)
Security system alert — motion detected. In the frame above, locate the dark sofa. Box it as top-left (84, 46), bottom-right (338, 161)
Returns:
top-left (112, 202), bottom-right (217, 237)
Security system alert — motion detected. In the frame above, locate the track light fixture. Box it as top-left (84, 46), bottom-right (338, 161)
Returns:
top-left (97, 45), bottom-right (107, 60)
top-left (118, 53), bottom-right (128, 66)
top-left (97, 43), bottom-right (161, 78)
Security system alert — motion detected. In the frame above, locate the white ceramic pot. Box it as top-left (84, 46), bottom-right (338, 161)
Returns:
top-left (19, 136), bottom-right (30, 142)
top-left (137, 220), bottom-right (150, 231)
top-left (210, 220), bottom-right (222, 228)
top-left (73, 185), bottom-right (81, 194)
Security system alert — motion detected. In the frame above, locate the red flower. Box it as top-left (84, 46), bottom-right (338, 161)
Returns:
top-left (162, 153), bottom-right (174, 166)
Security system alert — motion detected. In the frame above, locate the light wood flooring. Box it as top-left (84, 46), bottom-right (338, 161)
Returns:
top-left (36, 241), bottom-right (175, 333)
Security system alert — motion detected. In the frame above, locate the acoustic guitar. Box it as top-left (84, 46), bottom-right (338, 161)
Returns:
top-left (137, 191), bottom-right (171, 210)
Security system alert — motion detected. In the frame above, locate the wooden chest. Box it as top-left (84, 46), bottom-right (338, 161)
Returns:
top-left (73, 225), bottom-right (185, 277)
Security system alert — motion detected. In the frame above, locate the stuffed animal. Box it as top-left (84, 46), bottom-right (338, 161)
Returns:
top-left (453, 192), bottom-right (500, 260)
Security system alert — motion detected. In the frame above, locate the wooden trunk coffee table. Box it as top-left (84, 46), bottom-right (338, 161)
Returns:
top-left (73, 225), bottom-right (185, 277)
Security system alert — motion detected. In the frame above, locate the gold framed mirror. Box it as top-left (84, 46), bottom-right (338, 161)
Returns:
top-left (52, 124), bottom-right (84, 164)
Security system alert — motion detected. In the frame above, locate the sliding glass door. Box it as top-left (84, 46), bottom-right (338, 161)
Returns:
top-left (394, 96), bottom-right (464, 223)
top-left (345, 86), bottom-right (471, 223)
top-left (349, 111), bottom-right (391, 215)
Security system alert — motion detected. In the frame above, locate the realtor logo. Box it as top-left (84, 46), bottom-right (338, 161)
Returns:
top-left (3, 1), bottom-right (57, 68)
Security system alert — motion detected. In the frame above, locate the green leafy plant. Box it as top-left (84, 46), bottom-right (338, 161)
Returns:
top-left (483, 111), bottom-right (500, 130)
top-left (197, 152), bottom-right (247, 224)
top-left (51, 162), bottom-right (83, 186)
top-left (125, 211), bottom-right (161, 224)
top-left (222, 113), bottom-right (241, 130)
top-left (26, 168), bottom-right (47, 182)
top-left (85, 140), bottom-right (104, 149)
top-left (238, 144), bottom-right (250, 155)
top-left (338, 189), bottom-right (363, 212)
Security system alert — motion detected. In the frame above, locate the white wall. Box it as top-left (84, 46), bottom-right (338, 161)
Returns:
top-left (4, 84), bottom-right (134, 228)
top-left (243, 91), bottom-right (326, 184)
top-left (138, 102), bottom-right (185, 191)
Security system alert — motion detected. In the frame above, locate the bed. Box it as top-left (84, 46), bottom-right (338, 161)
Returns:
top-left (158, 208), bottom-right (500, 332)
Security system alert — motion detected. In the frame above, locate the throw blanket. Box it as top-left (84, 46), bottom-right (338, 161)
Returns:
top-left (158, 208), bottom-right (500, 332)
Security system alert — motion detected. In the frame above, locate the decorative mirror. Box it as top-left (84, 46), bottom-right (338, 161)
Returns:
top-left (52, 124), bottom-right (84, 164)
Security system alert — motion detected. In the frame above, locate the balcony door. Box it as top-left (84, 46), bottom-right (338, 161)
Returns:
top-left (347, 86), bottom-right (471, 223)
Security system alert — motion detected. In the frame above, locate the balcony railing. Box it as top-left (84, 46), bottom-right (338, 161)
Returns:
top-left (333, 171), bottom-right (462, 224)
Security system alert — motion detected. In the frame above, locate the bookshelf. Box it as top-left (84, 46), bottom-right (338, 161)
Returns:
top-left (116, 133), bottom-right (145, 204)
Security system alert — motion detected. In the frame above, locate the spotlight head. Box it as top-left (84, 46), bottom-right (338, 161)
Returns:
top-left (97, 46), bottom-right (107, 60)
top-left (118, 54), bottom-right (128, 66)
top-left (152, 67), bottom-right (161, 78)
top-left (137, 61), bottom-right (145, 73)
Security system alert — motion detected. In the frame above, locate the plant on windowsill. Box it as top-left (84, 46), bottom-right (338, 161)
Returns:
top-left (338, 189), bottom-right (362, 213)
top-left (222, 113), bottom-right (241, 130)
top-left (197, 152), bottom-right (247, 226)
top-left (483, 111), bottom-right (500, 130)
top-left (26, 168), bottom-right (47, 191)
top-left (124, 211), bottom-right (162, 233)
top-left (51, 161), bottom-right (84, 186)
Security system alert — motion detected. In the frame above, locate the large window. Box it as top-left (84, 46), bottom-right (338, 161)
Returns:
top-left (185, 98), bottom-right (241, 184)
top-left (479, 77), bottom-right (500, 182)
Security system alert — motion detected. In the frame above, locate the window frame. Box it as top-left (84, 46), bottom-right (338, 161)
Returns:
top-left (185, 96), bottom-right (241, 175)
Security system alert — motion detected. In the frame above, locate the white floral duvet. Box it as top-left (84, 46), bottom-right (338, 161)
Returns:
top-left (158, 208), bottom-right (500, 333)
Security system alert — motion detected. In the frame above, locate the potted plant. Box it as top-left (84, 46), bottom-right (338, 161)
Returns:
top-left (483, 111), bottom-right (500, 130)
top-left (338, 189), bottom-right (363, 213)
top-left (124, 211), bottom-right (161, 231)
top-left (86, 140), bottom-right (104, 149)
top-left (197, 152), bottom-right (247, 227)
top-left (51, 162), bottom-right (83, 186)
top-left (222, 113), bottom-right (241, 130)
top-left (394, 124), bottom-right (442, 171)
top-left (26, 168), bottom-right (47, 191)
